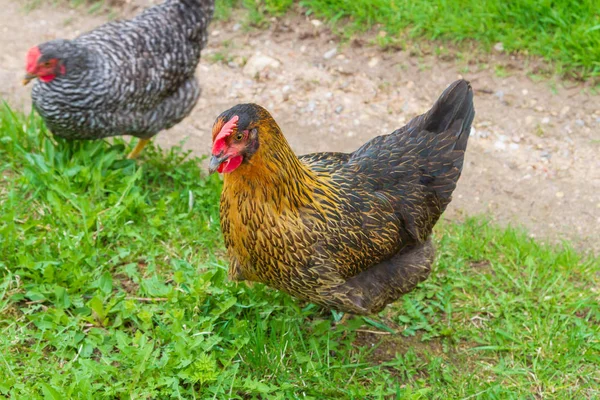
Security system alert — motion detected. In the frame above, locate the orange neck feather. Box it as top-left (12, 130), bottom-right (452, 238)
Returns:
top-left (222, 125), bottom-right (318, 212)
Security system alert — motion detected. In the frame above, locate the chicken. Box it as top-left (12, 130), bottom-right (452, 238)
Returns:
top-left (209, 80), bottom-right (474, 315)
top-left (23, 0), bottom-right (214, 159)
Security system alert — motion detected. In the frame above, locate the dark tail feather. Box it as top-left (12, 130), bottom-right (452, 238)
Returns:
top-left (420, 79), bottom-right (474, 150)
top-left (422, 80), bottom-right (474, 211)
top-left (396, 80), bottom-right (475, 240)
top-left (179, 0), bottom-right (215, 19)
top-left (176, 0), bottom-right (215, 45)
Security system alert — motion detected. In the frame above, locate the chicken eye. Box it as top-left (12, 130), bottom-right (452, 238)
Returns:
top-left (235, 132), bottom-right (244, 141)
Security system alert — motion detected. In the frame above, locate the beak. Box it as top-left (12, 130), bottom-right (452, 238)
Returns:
top-left (208, 154), bottom-right (228, 175)
top-left (23, 74), bottom-right (36, 86)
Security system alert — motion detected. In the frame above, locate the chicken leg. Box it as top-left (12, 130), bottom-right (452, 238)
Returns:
top-left (127, 138), bottom-right (150, 159)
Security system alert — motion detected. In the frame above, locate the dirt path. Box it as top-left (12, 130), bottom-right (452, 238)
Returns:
top-left (1, 0), bottom-right (599, 253)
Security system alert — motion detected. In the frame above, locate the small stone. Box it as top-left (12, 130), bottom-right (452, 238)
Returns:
top-left (497, 134), bottom-right (507, 142)
top-left (494, 90), bottom-right (504, 101)
top-left (406, 80), bottom-right (415, 89)
top-left (540, 151), bottom-right (552, 159)
top-left (556, 192), bottom-right (564, 198)
top-left (368, 57), bottom-right (379, 68)
top-left (243, 53), bottom-right (281, 77)
top-left (323, 48), bottom-right (337, 59)
top-left (560, 106), bottom-right (570, 117)
top-left (494, 141), bottom-right (507, 150)
top-left (509, 143), bottom-right (520, 150)
top-left (232, 23), bottom-right (241, 32)
top-left (596, 117), bottom-right (600, 124)
top-left (541, 117), bottom-right (550, 124)
top-left (211, 30), bottom-right (220, 36)
top-left (307, 101), bottom-right (316, 112)
top-left (563, 124), bottom-right (573, 134)
top-left (522, 89), bottom-right (529, 96)
top-left (282, 85), bottom-right (291, 101)
top-left (311, 19), bottom-right (323, 27)
top-left (494, 42), bottom-right (504, 52)
top-left (575, 119), bottom-right (585, 126)
top-left (511, 135), bottom-right (521, 143)
top-left (474, 129), bottom-right (490, 139)
top-left (335, 105), bottom-right (344, 114)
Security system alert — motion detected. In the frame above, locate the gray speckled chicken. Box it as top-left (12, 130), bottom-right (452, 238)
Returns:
top-left (23, 0), bottom-right (214, 159)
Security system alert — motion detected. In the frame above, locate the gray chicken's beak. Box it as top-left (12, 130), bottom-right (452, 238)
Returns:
top-left (23, 74), bottom-right (36, 86)
top-left (208, 154), bottom-right (227, 175)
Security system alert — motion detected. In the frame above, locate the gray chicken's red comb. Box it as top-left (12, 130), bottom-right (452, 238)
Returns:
top-left (212, 115), bottom-right (239, 156)
top-left (26, 46), bottom-right (41, 73)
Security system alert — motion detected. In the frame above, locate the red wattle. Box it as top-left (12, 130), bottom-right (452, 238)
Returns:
top-left (219, 155), bottom-right (243, 174)
top-left (40, 75), bottom-right (57, 83)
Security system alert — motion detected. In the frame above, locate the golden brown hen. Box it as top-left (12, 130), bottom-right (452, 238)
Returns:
top-left (209, 80), bottom-right (474, 315)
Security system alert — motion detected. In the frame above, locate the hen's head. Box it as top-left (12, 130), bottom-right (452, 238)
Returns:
top-left (23, 40), bottom-right (78, 85)
top-left (209, 104), bottom-right (280, 174)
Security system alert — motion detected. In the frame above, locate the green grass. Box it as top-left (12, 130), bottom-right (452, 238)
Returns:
top-left (1, 103), bottom-right (599, 398)
top-left (217, 0), bottom-right (600, 80)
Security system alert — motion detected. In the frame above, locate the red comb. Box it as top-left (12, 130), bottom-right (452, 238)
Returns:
top-left (212, 115), bottom-right (239, 156)
top-left (26, 47), bottom-right (41, 74)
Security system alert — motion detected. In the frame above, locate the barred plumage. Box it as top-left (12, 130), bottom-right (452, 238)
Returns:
top-left (211, 80), bottom-right (475, 315)
top-left (26, 0), bottom-right (214, 143)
